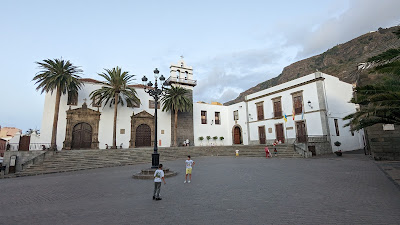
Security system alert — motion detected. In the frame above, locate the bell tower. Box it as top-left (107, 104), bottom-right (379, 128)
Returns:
top-left (166, 56), bottom-right (197, 89)
top-left (166, 57), bottom-right (196, 146)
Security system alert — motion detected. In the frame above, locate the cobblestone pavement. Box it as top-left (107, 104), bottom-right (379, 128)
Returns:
top-left (0, 154), bottom-right (399, 225)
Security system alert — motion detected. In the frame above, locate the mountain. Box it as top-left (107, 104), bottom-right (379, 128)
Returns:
top-left (224, 26), bottom-right (400, 105)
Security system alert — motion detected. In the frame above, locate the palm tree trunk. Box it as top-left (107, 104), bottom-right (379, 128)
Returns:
top-left (50, 87), bottom-right (62, 151)
top-left (174, 109), bottom-right (178, 147)
top-left (112, 92), bottom-right (119, 149)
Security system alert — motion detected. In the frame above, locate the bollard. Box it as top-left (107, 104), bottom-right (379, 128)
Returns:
top-left (235, 150), bottom-right (239, 157)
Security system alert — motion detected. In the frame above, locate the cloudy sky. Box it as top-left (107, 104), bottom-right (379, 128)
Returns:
top-left (1, 0), bottom-right (400, 132)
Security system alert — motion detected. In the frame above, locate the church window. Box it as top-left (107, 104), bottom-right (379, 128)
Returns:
top-left (185, 71), bottom-right (188, 80)
top-left (176, 70), bottom-right (180, 80)
top-left (127, 100), bottom-right (139, 108)
top-left (92, 95), bottom-right (101, 107)
top-left (233, 110), bottom-right (239, 120)
top-left (67, 91), bottom-right (78, 106)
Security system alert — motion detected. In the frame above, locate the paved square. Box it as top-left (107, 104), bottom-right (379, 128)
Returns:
top-left (0, 154), bottom-right (399, 225)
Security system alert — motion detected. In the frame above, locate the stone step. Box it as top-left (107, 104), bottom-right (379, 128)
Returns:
top-left (7, 145), bottom-right (303, 178)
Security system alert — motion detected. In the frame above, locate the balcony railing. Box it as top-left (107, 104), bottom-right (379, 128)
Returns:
top-left (165, 77), bottom-right (197, 86)
top-left (296, 135), bottom-right (328, 143)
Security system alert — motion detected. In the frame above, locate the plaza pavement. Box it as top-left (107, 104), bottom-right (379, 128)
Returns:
top-left (0, 154), bottom-right (399, 225)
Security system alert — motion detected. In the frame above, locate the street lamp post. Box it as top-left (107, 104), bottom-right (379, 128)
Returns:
top-left (142, 68), bottom-right (168, 169)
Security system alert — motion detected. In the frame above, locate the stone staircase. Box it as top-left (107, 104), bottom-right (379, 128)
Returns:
top-left (3, 144), bottom-right (302, 178)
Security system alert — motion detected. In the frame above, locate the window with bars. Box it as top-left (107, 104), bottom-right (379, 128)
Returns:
top-left (272, 98), bottom-right (282, 118)
top-left (233, 110), bottom-right (239, 121)
top-left (201, 111), bottom-right (207, 124)
top-left (149, 100), bottom-right (160, 109)
top-left (256, 102), bottom-right (264, 120)
top-left (67, 91), bottom-right (78, 106)
top-left (292, 92), bottom-right (303, 115)
top-left (215, 112), bottom-right (220, 125)
top-left (334, 119), bottom-right (340, 136)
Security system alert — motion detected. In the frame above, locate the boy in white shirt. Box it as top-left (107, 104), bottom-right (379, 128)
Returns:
top-left (184, 155), bottom-right (195, 183)
top-left (153, 164), bottom-right (166, 201)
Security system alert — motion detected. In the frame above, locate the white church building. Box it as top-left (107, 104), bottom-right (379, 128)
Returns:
top-left (35, 59), bottom-right (365, 155)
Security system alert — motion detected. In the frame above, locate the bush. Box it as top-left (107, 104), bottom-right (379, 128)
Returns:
top-left (219, 136), bottom-right (224, 141)
top-left (199, 136), bottom-right (204, 141)
top-left (206, 136), bottom-right (211, 141)
top-left (213, 136), bottom-right (218, 140)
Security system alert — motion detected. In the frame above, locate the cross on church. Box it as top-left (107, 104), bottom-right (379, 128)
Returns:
top-left (83, 98), bottom-right (87, 103)
top-left (180, 55), bottom-right (184, 59)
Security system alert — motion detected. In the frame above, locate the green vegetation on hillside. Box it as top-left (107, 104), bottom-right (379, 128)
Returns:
top-left (371, 61), bottom-right (400, 75)
top-left (367, 48), bottom-right (400, 62)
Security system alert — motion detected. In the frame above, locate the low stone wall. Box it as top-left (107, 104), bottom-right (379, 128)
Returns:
top-left (3, 151), bottom-right (47, 174)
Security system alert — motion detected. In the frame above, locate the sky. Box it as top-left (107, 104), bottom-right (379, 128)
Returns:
top-left (1, 0), bottom-right (400, 132)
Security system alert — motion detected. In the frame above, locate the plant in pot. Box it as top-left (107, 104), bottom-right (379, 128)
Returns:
top-left (199, 136), bottom-right (204, 146)
top-left (334, 141), bottom-right (342, 156)
top-left (206, 136), bottom-right (211, 146)
top-left (219, 136), bottom-right (224, 145)
top-left (213, 136), bottom-right (218, 145)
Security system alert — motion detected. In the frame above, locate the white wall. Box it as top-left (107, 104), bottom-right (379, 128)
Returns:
top-left (323, 74), bottom-right (365, 151)
top-left (193, 103), bottom-right (229, 146)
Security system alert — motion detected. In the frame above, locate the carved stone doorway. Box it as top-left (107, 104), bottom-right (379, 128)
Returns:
top-left (130, 111), bottom-right (154, 148)
top-left (63, 102), bottom-right (100, 150)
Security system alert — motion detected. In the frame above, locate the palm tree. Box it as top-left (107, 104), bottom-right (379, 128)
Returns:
top-left (161, 86), bottom-right (192, 147)
top-left (33, 58), bottom-right (83, 150)
top-left (90, 67), bottom-right (140, 149)
top-left (344, 74), bottom-right (400, 130)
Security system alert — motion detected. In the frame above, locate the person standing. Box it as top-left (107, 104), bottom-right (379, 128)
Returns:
top-left (153, 164), bottom-right (166, 201)
top-left (184, 155), bottom-right (195, 183)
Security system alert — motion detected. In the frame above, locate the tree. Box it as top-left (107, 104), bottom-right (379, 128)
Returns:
top-left (33, 58), bottom-right (83, 150)
top-left (161, 86), bottom-right (192, 147)
top-left (90, 67), bottom-right (140, 149)
top-left (344, 74), bottom-right (400, 130)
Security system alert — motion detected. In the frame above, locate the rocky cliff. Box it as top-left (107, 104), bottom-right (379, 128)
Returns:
top-left (225, 26), bottom-right (400, 105)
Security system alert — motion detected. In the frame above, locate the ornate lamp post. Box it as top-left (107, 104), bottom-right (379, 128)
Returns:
top-left (142, 68), bottom-right (168, 169)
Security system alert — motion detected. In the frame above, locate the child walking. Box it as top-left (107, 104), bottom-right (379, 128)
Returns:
top-left (184, 155), bottom-right (195, 183)
top-left (153, 164), bottom-right (166, 201)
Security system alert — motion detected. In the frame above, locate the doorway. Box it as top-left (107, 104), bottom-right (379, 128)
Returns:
top-left (233, 126), bottom-right (242, 144)
top-left (136, 124), bottom-right (151, 147)
top-left (275, 124), bottom-right (285, 143)
top-left (296, 121), bottom-right (307, 143)
top-left (72, 123), bottom-right (92, 149)
top-left (258, 126), bottom-right (266, 144)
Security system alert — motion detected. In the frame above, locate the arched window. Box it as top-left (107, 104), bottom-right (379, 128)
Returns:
top-left (185, 71), bottom-right (188, 80)
top-left (176, 70), bottom-right (180, 80)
